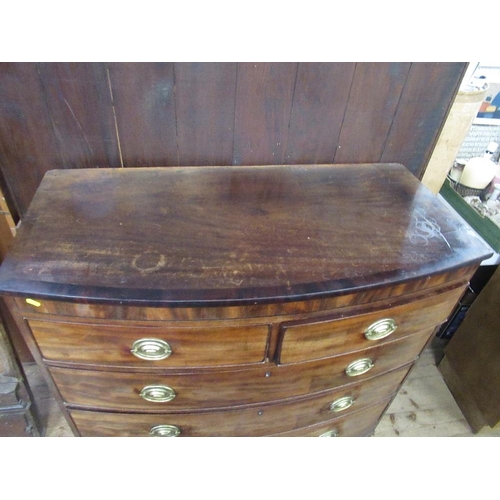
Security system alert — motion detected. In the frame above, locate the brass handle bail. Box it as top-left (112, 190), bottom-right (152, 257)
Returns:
top-left (364, 318), bottom-right (397, 341)
top-left (345, 358), bottom-right (374, 377)
top-left (140, 385), bottom-right (176, 403)
top-left (329, 396), bottom-right (355, 413)
top-left (131, 338), bottom-right (172, 361)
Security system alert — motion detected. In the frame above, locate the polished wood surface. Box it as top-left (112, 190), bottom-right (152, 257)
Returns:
top-left (70, 398), bottom-right (392, 437)
top-left (0, 162), bottom-right (491, 436)
top-left (47, 328), bottom-right (434, 407)
top-left (0, 164), bottom-right (491, 306)
top-left (11, 266), bottom-right (478, 320)
top-left (28, 320), bottom-right (270, 367)
top-left (0, 63), bottom-right (466, 218)
top-left (278, 285), bottom-right (464, 364)
top-left (29, 338), bottom-right (500, 437)
top-left (51, 363), bottom-right (409, 415)
top-left (270, 399), bottom-right (391, 437)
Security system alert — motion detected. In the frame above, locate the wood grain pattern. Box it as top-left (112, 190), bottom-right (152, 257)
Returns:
top-left (175, 62), bottom-right (237, 166)
top-left (12, 266), bottom-right (479, 321)
top-left (45, 328), bottom-right (434, 405)
top-left (334, 62), bottom-right (411, 163)
top-left (0, 153), bottom-right (484, 437)
top-left (107, 62), bottom-right (178, 167)
top-left (28, 320), bottom-right (270, 367)
top-left (0, 63), bottom-right (467, 217)
top-left (278, 285), bottom-right (464, 364)
top-left (285, 63), bottom-right (355, 164)
top-left (0, 63), bottom-right (60, 218)
top-left (269, 399), bottom-right (390, 437)
top-left (51, 363), bottom-right (409, 415)
top-left (37, 63), bottom-right (121, 170)
top-left (66, 376), bottom-right (402, 437)
top-left (30, 336), bottom-right (500, 437)
top-left (0, 164), bottom-right (490, 307)
top-left (381, 62), bottom-right (467, 177)
top-left (233, 63), bottom-right (297, 165)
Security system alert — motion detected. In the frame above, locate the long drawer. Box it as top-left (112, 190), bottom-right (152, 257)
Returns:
top-left (51, 362), bottom-right (409, 413)
top-left (278, 286), bottom-right (464, 364)
top-left (27, 320), bottom-right (270, 368)
top-left (69, 391), bottom-right (396, 437)
top-left (50, 329), bottom-right (432, 409)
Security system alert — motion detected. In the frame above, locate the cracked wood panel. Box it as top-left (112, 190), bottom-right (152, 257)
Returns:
top-left (285, 62), bottom-right (356, 164)
top-left (334, 62), bottom-right (412, 165)
top-left (381, 62), bottom-right (467, 176)
top-left (37, 63), bottom-right (121, 170)
top-left (107, 63), bottom-right (178, 167)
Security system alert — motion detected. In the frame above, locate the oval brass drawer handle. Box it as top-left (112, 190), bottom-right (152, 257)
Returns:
top-left (149, 424), bottom-right (181, 437)
top-left (131, 338), bottom-right (172, 361)
top-left (364, 318), bottom-right (397, 341)
top-left (319, 430), bottom-right (338, 437)
top-left (329, 395), bottom-right (355, 413)
top-left (140, 385), bottom-right (176, 403)
top-left (345, 358), bottom-right (374, 377)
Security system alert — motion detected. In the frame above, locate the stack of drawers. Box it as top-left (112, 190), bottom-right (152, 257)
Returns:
top-left (9, 281), bottom-right (466, 437)
top-left (0, 164), bottom-right (492, 436)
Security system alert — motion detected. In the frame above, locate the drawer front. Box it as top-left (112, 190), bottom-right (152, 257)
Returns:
top-left (69, 383), bottom-right (399, 437)
top-left (70, 398), bottom-right (391, 437)
top-left (50, 362), bottom-right (409, 413)
top-left (269, 399), bottom-right (391, 437)
top-left (278, 286), bottom-right (463, 364)
top-left (27, 320), bottom-right (270, 368)
top-left (51, 329), bottom-right (430, 410)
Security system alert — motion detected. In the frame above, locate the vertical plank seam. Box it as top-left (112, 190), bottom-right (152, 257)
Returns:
top-left (379, 63), bottom-right (413, 164)
top-left (332, 63), bottom-right (357, 163)
top-left (231, 62), bottom-right (239, 166)
top-left (105, 65), bottom-right (124, 168)
top-left (283, 63), bottom-right (300, 164)
top-left (172, 63), bottom-right (180, 166)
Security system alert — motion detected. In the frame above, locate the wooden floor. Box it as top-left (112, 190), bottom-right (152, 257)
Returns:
top-left (375, 337), bottom-right (500, 437)
top-left (18, 336), bottom-right (499, 438)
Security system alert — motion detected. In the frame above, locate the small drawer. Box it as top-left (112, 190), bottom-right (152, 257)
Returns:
top-left (68, 377), bottom-right (400, 437)
top-left (27, 319), bottom-right (270, 368)
top-left (269, 399), bottom-right (391, 437)
top-left (50, 361), bottom-right (409, 414)
top-left (278, 286), bottom-right (464, 364)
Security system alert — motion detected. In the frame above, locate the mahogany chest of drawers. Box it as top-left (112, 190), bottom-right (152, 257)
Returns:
top-left (0, 164), bottom-right (492, 437)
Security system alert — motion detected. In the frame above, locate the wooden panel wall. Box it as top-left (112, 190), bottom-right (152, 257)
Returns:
top-left (0, 62), bottom-right (466, 219)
